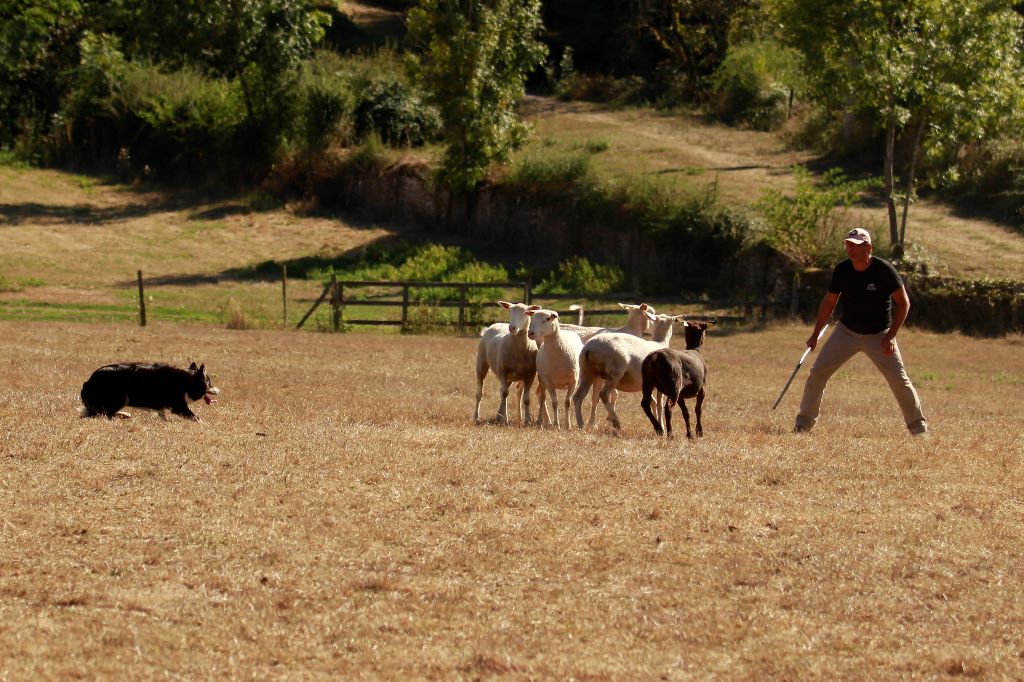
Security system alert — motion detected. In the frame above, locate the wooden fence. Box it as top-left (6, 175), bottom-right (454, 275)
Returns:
top-left (290, 278), bottom-right (747, 333)
top-left (292, 278), bottom-right (658, 333)
top-left (128, 270), bottom-right (750, 332)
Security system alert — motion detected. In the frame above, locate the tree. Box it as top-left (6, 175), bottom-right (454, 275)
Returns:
top-left (98, 0), bottom-right (329, 133)
top-left (406, 0), bottom-right (548, 193)
top-left (0, 0), bottom-right (83, 147)
top-left (770, 0), bottom-right (1024, 258)
top-left (635, 0), bottom-right (753, 95)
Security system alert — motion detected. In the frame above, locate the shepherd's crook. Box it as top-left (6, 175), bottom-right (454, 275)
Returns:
top-left (772, 324), bottom-right (829, 410)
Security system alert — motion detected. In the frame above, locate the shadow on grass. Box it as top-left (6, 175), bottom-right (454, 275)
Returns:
top-left (222, 233), bottom-right (419, 282)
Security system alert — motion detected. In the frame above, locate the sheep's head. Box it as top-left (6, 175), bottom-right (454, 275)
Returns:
top-left (681, 319), bottom-right (716, 349)
top-left (619, 302), bottom-right (658, 333)
top-left (650, 313), bottom-right (683, 340)
top-left (498, 301), bottom-right (541, 335)
top-left (526, 309), bottom-right (559, 341)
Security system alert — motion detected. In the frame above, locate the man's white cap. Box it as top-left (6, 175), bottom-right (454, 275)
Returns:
top-left (844, 227), bottom-right (872, 245)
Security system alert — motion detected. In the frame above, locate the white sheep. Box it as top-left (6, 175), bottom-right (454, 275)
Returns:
top-left (572, 312), bottom-right (685, 430)
top-left (474, 301), bottom-right (540, 425)
top-left (559, 302), bottom-right (656, 342)
top-left (526, 309), bottom-right (584, 428)
top-left (559, 302), bottom-right (658, 427)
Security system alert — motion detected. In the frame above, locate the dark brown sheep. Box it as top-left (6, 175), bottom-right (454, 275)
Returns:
top-left (640, 320), bottom-right (716, 438)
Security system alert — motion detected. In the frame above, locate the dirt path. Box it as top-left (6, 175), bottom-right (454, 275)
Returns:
top-left (523, 97), bottom-right (1023, 280)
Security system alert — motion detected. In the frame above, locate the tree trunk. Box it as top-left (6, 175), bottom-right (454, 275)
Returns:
top-left (899, 115), bottom-right (927, 251)
top-left (883, 119), bottom-right (900, 258)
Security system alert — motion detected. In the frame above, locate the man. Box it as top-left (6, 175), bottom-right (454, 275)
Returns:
top-left (794, 227), bottom-right (928, 435)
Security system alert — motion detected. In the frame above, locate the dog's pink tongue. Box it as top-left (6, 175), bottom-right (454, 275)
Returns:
top-left (205, 394), bottom-right (217, 405)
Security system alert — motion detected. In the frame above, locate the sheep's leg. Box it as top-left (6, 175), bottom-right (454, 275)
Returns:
top-left (641, 390), bottom-right (663, 436)
top-left (536, 383), bottom-right (551, 427)
top-left (514, 381), bottom-right (525, 423)
top-left (679, 399), bottom-right (693, 439)
top-left (663, 398), bottom-right (675, 438)
top-left (599, 377), bottom-right (622, 430)
top-left (695, 387), bottom-right (705, 437)
top-left (561, 386), bottom-right (574, 430)
top-left (588, 381), bottom-right (601, 427)
top-left (495, 377), bottom-right (511, 425)
top-left (544, 387), bottom-right (561, 425)
top-left (572, 368), bottom-right (595, 429)
top-left (474, 353), bottom-right (489, 424)
top-left (521, 373), bottom-right (535, 426)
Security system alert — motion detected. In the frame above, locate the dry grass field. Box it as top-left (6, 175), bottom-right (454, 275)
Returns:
top-left (2, 319), bottom-right (1022, 678)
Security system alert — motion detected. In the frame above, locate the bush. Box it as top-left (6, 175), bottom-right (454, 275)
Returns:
top-left (352, 79), bottom-right (441, 147)
top-left (756, 167), bottom-right (881, 267)
top-left (952, 137), bottom-right (1024, 232)
top-left (535, 257), bottom-right (624, 295)
top-left (907, 275), bottom-right (1024, 336)
top-left (555, 73), bottom-right (649, 106)
top-left (298, 56), bottom-right (353, 152)
top-left (508, 145), bottom-right (597, 193)
top-left (709, 41), bottom-right (799, 130)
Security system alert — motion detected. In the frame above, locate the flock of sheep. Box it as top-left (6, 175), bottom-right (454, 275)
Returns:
top-left (474, 301), bottom-right (714, 438)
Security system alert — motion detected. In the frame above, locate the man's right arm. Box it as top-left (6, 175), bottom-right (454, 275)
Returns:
top-left (807, 292), bottom-right (839, 349)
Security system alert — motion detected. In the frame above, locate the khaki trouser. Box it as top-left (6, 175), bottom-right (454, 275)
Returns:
top-left (795, 323), bottom-right (927, 434)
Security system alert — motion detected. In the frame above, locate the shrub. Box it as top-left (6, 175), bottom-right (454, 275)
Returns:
top-left (299, 55), bottom-right (354, 151)
top-left (555, 73), bottom-right (649, 106)
top-left (756, 167), bottom-right (881, 267)
top-left (709, 41), bottom-right (799, 130)
top-left (535, 257), bottom-right (624, 295)
top-left (907, 275), bottom-right (1024, 336)
top-left (352, 79), bottom-right (441, 147)
top-left (508, 146), bottom-right (596, 192)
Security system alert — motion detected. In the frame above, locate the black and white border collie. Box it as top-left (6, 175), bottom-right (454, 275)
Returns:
top-left (80, 362), bottom-right (220, 421)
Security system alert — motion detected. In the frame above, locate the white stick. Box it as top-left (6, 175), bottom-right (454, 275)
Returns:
top-left (772, 324), bottom-right (829, 410)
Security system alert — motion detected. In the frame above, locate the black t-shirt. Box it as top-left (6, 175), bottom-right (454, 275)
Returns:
top-left (829, 257), bottom-right (904, 334)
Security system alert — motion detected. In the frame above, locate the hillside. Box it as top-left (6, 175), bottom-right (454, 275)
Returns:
top-left (519, 98), bottom-right (1024, 281)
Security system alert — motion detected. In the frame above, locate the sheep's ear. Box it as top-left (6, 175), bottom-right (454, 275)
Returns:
top-left (498, 301), bottom-right (512, 309)
top-left (525, 309), bottom-right (537, 316)
top-left (527, 305), bottom-right (542, 311)
top-left (706, 320), bottom-right (718, 327)
top-left (618, 302), bottom-right (633, 310)
top-left (549, 312), bottom-right (559, 320)
top-left (673, 315), bottom-right (686, 323)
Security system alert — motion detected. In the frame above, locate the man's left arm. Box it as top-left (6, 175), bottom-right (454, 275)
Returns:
top-left (883, 286), bottom-right (911, 355)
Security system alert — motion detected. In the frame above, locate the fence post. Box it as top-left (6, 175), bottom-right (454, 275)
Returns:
top-left (281, 264), bottom-right (288, 328)
top-left (331, 274), bottom-right (340, 332)
top-left (137, 270), bottom-right (146, 327)
top-left (458, 284), bottom-right (468, 335)
top-left (524, 280), bottom-right (532, 304)
top-left (401, 284), bottom-right (410, 330)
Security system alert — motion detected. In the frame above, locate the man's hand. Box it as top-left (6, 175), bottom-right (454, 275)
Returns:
top-left (881, 335), bottom-right (896, 355)
top-left (807, 331), bottom-right (821, 350)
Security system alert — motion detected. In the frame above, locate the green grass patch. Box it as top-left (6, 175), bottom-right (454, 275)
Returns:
top-left (0, 300), bottom-right (217, 324)
top-left (0, 276), bottom-right (45, 293)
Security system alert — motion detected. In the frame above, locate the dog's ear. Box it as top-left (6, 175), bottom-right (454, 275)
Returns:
top-left (189, 361), bottom-right (198, 370)
top-left (198, 363), bottom-right (205, 374)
